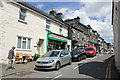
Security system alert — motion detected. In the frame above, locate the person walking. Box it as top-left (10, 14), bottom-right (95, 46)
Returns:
top-left (7, 46), bottom-right (16, 70)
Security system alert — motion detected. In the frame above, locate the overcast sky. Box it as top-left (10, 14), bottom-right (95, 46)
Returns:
top-left (25, 0), bottom-right (113, 43)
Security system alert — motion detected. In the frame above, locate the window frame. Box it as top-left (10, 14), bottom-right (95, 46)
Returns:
top-left (46, 19), bottom-right (51, 29)
top-left (16, 36), bottom-right (32, 50)
top-left (77, 33), bottom-right (80, 38)
top-left (59, 25), bottom-right (62, 34)
top-left (19, 8), bottom-right (26, 21)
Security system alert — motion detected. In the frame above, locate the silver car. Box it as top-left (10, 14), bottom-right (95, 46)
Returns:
top-left (35, 50), bottom-right (72, 70)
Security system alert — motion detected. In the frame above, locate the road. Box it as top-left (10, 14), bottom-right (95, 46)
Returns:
top-left (2, 54), bottom-right (116, 80)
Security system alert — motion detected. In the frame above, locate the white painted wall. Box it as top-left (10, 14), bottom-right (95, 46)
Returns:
top-left (0, 1), bottom-right (3, 62)
top-left (1, 1), bottom-right (47, 63)
top-left (0, 1), bottom-right (70, 64)
top-left (50, 23), bottom-right (68, 37)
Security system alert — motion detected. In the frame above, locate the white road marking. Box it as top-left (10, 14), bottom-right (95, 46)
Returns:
top-left (54, 74), bottom-right (62, 78)
top-left (74, 66), bottom-right (78, 69)
top-left (51, 74), bottom-right (62, 80)
top-left (74, 63), bottom-right (85, 69)
top-left (46, 76), bottom-right (49, 78)
top-left (55, 72), bottom-right (61, 75)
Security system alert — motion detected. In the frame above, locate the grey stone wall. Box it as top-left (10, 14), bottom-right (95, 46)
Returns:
top-left (113, 1), bottom-right (120, 72)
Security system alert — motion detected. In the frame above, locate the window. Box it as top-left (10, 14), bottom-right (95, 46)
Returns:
top-left (46, 19), bottom-right (50, 29)
top-left (59, 26), bottom-right (62, 34)
top-left (17, 36), bottom-right (31, 49)
top-left (77, 33), bottom-right (80, 38)
top-left (64, 50), bottom-right (69, 55)
top-left (19, 8), bottom-right (26, 21)
top-left (90, 29), bottom-right (92, 33)
top-left (17, 37), bottom-right (21, 48)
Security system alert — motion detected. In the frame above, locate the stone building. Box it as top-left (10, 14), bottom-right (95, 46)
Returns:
top-left (112, 0), bottom-right (120, 72)
top-left (65, 17), bottom-right (89, 49)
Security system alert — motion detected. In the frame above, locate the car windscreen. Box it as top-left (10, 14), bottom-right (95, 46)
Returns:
top-left (71, 49), bottom-right (78, 55)
top-left (43, 51), bottom-right (60, 57)
top-left (78, 48), bottom-right (85, 52)
top-left (85, 48), bottom-right (94, 51)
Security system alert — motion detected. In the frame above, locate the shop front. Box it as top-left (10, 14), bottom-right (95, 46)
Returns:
top-left (47, 31), bottom-right (68, 51)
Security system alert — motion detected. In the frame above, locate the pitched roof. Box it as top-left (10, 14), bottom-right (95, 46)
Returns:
top-left (11, 0), bottom-right (67, 26)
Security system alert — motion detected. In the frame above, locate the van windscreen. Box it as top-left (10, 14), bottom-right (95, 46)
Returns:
top-left (85, 48), bottom-right (94, 51)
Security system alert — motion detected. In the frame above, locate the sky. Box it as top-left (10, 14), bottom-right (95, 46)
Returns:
top-left (24, 0), bottom-right (113, 43)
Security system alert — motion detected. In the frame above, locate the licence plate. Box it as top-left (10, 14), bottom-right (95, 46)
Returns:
top-left (38, 64), bottom-right (43, 66)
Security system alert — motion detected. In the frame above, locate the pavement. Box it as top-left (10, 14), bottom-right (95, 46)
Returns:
top-left (0, 61), bottom-right (35, 78)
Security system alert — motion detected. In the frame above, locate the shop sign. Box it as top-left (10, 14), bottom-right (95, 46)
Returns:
top-left (49, 34), bottom-right (67, 40)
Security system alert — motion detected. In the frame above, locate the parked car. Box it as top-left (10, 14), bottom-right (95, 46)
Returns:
top-left (35, 50), bottom-right (72, 70)
top-left (104, 50), bottom-right (114, 54)
top-left (71, 48), bottom-right (86, 61)
top-left (85, 46), bottom-right (96, 56)
top-left (77, 46), bottom-right (87, 49)
top-left (104, 50), bottom-right (110, 54)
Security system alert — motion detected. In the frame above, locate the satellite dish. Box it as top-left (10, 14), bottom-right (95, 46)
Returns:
top-left (0, 1), bottom-right (3, 7)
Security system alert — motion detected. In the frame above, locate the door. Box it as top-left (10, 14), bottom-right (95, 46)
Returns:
top-left (63, 50), bottom-right (70, 64)
top-left (59, 51), bottom-right (66, 65)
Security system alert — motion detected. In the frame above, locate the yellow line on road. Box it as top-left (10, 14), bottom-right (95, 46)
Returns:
top-left (105, 59), bottom-right (113, 80)
top-left (108, 63), bottom-right (112, 80)
top-left (105, 63), bottom-right (110, 80)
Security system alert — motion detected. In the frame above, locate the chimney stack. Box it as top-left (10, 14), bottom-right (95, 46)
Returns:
top-left (74, 16), bottom-right (80, 24)
top-left (56, 13), bottom-right (63, 21)
top-left (49, 8), bottom-right (56, 18)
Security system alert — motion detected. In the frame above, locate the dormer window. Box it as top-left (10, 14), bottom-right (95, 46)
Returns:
top-left (19, 8), bottom-right (26, 21)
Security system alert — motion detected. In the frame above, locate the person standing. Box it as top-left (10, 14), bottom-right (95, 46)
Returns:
top-left (7, 46), bottom-right (16, 69)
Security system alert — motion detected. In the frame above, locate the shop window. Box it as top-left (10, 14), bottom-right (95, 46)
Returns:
top-left (17, 36), bottom-right (31, 49)
top-left (19, 8), bottom-right (26, 21)
top-left (46, 19), bottom-right (51, 29)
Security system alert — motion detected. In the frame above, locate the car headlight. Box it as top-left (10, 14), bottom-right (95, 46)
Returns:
top-left (74, 55), bottom-right (78, 57)
top-left (48, 60), bottom-right (54, 63)
top-left (90, 51), bottom-right (93, 53)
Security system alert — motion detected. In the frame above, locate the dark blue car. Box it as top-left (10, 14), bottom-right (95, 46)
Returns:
top-left (71, 48), bottom-right (86, 61)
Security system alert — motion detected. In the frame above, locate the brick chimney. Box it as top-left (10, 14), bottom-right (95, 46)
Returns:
top-left (56, 13), bottom-right (63, 21)
top-left (49, 8), bottom-right (56, 18)
top-left (87, 25), bottom-right (92, 29)
top-left (73, 16), bottom-right (80, 24)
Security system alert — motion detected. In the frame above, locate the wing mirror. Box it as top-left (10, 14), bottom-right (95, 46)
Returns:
top-left (60, 54), bottom-right (64, 57)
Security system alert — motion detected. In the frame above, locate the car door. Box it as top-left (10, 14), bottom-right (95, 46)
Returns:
top-left (64, 50), bottom-right (70, 64)
top-left (59, 51), bottom-right (66, 65)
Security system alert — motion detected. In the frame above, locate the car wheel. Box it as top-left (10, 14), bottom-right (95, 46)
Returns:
top-left (78, 57), bottom-right (81, 61)
top-left (68, 59), bottom-right (72, 65)
top-left (83, 55), bottom-right (86, 59)
top-left (55, 62), bottom-right (60, 70)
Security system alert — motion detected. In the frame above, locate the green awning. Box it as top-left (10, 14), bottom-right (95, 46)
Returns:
top-left (48, 34), bottom-right (67, 42)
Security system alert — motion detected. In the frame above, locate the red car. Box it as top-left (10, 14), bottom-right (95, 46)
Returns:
top-left (85, 46), bottom-right (96, 56)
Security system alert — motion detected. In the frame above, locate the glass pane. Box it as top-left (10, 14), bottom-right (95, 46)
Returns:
top-left (22, 41), bottom-right (26, 49)
top-left (46, 20), bottom-right (50, 24)
top-left (17, 37), bottom-right (21, 48)
top-left (46, 25), bottom-right (50, 29)
top-left (59, 28), bottom-right (62, 33)
top-left (23, 38), bottom-right (26, 40)
top-left (19, 13), bottom-right (25, 21)
top-left (20, 8), bottom-right (26, 13)
top-left (27, 39), bottom-right (31, 49)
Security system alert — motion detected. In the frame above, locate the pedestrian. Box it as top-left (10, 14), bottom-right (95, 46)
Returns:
top-left (6, 46), bottom-right (16, 70)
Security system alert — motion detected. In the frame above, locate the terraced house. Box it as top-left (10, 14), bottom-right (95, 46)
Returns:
top-left (65, 17), bottom-right (89, 49)
top-left (0, 0), bottom-right (71, 63)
